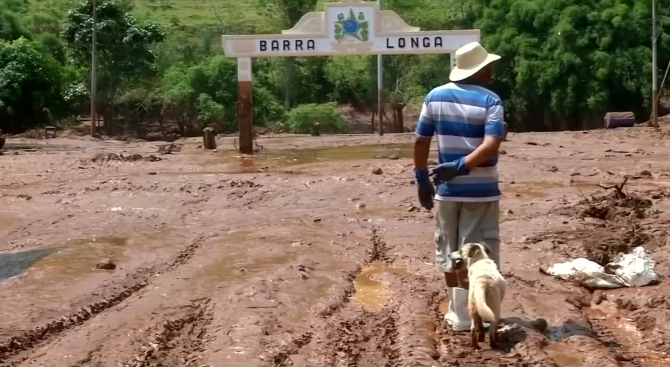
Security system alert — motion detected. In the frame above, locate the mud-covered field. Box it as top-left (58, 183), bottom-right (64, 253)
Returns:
top-left (1, 129), bottom-right (670, 367)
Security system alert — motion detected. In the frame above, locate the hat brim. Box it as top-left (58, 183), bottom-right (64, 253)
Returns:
top-left (449, 53), bottom-right (501, 82)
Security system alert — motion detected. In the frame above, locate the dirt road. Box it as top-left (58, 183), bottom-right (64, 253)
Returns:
top-left (1, 128), bottom-right (670, 367)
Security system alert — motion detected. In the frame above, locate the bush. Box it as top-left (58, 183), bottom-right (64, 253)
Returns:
top-left (282, 103), bottom-right (348, 134)
top-left (253, 85), bottom-right (286, 127)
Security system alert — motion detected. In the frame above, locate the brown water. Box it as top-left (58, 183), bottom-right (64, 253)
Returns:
top-left (352, 261), bottom-right (409, 310)
top-left (216, 143), bottom-right (437, 174)
top-left (27, 236), bottom-right (127, 281)
top-left (191, 231), bottom-right (296, 289)
top-left (3, 142), bottom-right (75, 152)
top-left (503, 180), bottom-right (599, 199)
top-left (0, 236), bottom-right (129, 308)
top-left (544, 343), bottom-right (582, 366)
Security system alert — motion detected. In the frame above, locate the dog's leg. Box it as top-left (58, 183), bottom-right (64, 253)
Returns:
top-left (468, 301), bottom-right (480, 349)
top-left (489, 321), bottom-right (498, 348)
top-left (470, 315), bottom-right (480, 349)
top-left (478, 317), bottom-right (486, 343)
top-left (489, 291), bottom-right (501, 348)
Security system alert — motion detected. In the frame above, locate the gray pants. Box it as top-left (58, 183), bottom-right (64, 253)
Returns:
top-left (434, 200), bottom-right (501, 273)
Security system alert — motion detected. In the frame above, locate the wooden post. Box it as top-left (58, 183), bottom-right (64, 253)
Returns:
top-left (203, 127), bottom-right (216, 149)
top-left (311, 122), bottom-right (321, 136)
top-left (45, 126), bottom-right (56, 139)
top-left (237, 57), bottom-right (253, 154)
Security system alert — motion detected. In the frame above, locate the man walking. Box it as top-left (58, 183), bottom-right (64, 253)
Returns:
top-left (413, 42), bottom-right (505, 331)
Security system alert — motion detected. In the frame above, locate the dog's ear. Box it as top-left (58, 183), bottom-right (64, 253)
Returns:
top-left (467, 245), bottom-right (481, 258)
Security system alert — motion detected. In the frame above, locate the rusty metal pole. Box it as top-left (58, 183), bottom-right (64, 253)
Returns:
top-left (237, 58), bottom-right (253, 154)
top-left (90, 0), bottom-right (98, 136)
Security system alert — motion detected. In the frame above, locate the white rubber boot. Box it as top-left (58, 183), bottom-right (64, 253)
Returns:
top-left (444, 287), bottom-right (472, 331)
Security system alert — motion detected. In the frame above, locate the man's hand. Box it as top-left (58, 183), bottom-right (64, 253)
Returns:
top-left (430, 157), bottom-right (469, 185)
top-left (414, 169), bottom-right (435, 210)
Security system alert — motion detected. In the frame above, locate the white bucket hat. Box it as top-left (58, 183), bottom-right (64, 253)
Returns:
top-left (449, 42), bottom-right (501, 82)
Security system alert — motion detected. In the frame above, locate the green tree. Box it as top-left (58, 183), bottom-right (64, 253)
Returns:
top-left (62, 0), bottom-right (166, 135)
top-left (0, 37), bottom-right (68, 132)
top-left (0, 0), bottom-right (32, 41)
top-left (154, 56), bottom-right (286, 136)
top-left (282, 103), bottom-right (348, 134)
top-left (477, 0), bottom-right (670, 130)
top-left (257, 0), bottom-right (318, 108)
top-left (367, 0), bottom-right (454, 132)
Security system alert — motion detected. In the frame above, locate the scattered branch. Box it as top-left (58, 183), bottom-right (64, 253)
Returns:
top-left (597, 176), bottom-right (629, 198)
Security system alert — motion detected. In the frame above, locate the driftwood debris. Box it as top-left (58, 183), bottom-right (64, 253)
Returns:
top-left (597, 176), bottom-right (629, 198)
top-left (157, 143), bottom-right (182, 154)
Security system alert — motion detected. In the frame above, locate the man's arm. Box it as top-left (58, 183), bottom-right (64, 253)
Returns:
top-left (463, 97), bottom-right (505, 170)
top-left (414, 98), bottom-right (434, 171)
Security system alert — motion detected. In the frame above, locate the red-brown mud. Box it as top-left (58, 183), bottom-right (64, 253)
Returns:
top-left (1, 128), bottom-right (670, 366)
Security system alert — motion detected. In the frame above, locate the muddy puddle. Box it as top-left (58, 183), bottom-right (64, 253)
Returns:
top-left (544, 342), bottom-right (582, 366)
top-left (503, 180), bottom-right (599, 199)
top-left (191, 226), bottom-right (346, 287)
top-left (184, 143), bottom-right (438, 174)
top-left (2, 142), bottom-right (76, 152)
top-left (191, 231), bottom-right (296, 289)
top-left (195, 252), bottom-right (297, 288)
top-left (0, 247), bottom-right (61, 283)
top-left (0, 236), bottom-right (128, 293)
top-left (352, 261), bottom-right (409, 310)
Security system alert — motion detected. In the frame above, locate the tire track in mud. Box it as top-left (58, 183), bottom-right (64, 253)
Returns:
top-left (393, 279), bottom-right (440, 367)
top-left (123, 298), bottom-right (213, 367)
top-left (570, 300), bottom-right (644, 367)
top-left (302, 250), bottom-right (441, 367)
top-left (269, 227), bottom-right (395, 367)
top-left (272, 229), bottom-right (460, 367)
top-left (0, 231), bottom-right (220, 365)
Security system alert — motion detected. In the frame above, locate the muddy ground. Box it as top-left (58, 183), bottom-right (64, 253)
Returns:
top-left (1, 128), bottom-right (670, 367)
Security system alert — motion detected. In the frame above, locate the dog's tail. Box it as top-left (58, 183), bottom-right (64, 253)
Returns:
top-left (473, 285), bottom-right (496, 323)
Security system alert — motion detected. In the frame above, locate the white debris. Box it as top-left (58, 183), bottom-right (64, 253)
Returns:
top-left (546, 246), bottom-right (658, 289)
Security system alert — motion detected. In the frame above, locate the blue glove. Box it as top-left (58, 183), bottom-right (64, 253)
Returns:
top-left (430, 157), bottom-right (469, 185)
top-left (414, 169), bottom-right (435, 210)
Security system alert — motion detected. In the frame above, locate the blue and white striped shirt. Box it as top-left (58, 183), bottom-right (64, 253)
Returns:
top-left (415, 82), bottom-right (505, 202)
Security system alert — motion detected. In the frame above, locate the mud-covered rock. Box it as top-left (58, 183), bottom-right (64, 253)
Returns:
top-left (96, 259), bottom-right (116, 270)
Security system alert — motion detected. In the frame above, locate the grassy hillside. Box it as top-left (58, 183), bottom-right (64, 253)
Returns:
top-left (31, 0), bottom-right (334, 35)
top-left (134, 0), bottom-right (271, 32)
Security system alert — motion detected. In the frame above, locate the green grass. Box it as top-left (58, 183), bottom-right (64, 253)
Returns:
top-left (30, 0), bottom-right (334, 35)
top-left (31, 0), bottom-right (457, 36)
top-left (134, 0), bottom-right (269, 32)
top-left (132, 0), bottom-right (332, 34)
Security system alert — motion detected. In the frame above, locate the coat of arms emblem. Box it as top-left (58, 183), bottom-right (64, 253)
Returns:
top-left (334, 9), bottom-right (369, 42)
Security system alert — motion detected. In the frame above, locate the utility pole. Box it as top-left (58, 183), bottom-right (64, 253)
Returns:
top-left (90, 0), bottom-right (98, 136)
top-left (377, 0), bottom-right (384, 136)
top-left (652, 0), bottom-right (659, 128)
